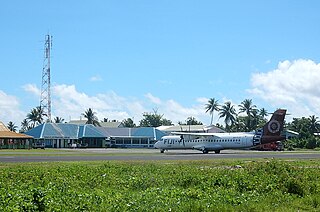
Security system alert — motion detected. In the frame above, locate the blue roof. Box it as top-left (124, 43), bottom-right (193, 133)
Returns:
top-left (79, 125), bottom-right (105, 138)
top-left (132, 127), bottom-right (166, 140)
top-left (25, 125), bottom-right (43, 138)
top-left (25, 123), bottom-right (105, 139)
top-left (43, 123), bottom-right (78, 139)
top-left (26, 124), bottom-right (166, 140)
top-left (97, 127), bottom-right (166, 140)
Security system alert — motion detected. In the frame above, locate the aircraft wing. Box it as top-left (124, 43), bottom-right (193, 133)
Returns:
top-left (171, 132), bottom-right (219, 136)
top-left (171, 131), bottom-right (254, 137)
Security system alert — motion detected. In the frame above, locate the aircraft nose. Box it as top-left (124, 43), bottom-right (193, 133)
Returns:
top-left (154, 141), bottom-right (160, 149)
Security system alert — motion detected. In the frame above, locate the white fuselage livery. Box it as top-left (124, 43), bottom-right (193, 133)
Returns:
top-left (154, 132), bottom-right (255, 154)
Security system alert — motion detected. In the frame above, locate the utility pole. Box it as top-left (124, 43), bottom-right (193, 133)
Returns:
top-left (40, 34), bottom-right (52, 122)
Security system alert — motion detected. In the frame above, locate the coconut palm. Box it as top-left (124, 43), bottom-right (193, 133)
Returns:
top-left (54, 117), bottom-right (65, 123)
top-left (7, 121), bottom-right (17, 132)
top-left (238, 99), bottom-right (257, 131)
top-left (205, 98), bottom-right (220, 125)
top-left (82, 108), bottom-right (101, 126)
top-left (239, 99), bottom-right (257, 116)
top-left (259, 108), bottom-right (268, 120)
top-left (309, 115), bottom-right (320, 133)
top-left (219, 101), bottom-right (237, 131)
top-left (27, 106), bottom-right (44, 128)
top-left (20, 119), bottom-right (30, 133)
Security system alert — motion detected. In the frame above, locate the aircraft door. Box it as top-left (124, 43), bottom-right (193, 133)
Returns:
top-left (179, 135), bottom-right (185, 147)
top-left (242, 137), bottom-right (248, 147)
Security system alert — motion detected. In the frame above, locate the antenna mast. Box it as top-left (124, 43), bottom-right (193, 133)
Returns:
top-left (40, 34), bottom-right (52, 122)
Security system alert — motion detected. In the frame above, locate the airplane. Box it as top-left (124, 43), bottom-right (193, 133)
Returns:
top-left (154, 109), bottom-right (287, 154)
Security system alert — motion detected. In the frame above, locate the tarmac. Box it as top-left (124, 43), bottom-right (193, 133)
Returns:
top-left (1, 148), bottom-right (320, 163)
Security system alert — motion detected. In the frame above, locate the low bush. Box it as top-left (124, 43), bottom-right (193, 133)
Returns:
top-left (0, 159), bottom-right (319, 211)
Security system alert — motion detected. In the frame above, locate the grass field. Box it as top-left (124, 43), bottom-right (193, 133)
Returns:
top-left (0, 158), bottom-right (320, 211)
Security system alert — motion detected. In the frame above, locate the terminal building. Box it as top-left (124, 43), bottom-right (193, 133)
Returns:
top-left (25, 123), bottom-right (166, 148)
top-left (25, 123), bottom-right (106, 148)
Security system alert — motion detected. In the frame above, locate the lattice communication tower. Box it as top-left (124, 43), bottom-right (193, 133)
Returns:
top-left (40, 34), bottom-right (52, 122)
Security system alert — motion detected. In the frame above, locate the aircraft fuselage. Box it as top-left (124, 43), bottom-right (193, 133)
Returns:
top-left (154, 133), bottom-right (255, 153)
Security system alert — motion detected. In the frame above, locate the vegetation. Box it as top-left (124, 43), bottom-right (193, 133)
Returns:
top-left (238, 99), bottom-right (257, 131)
top-left (122, 118), bottom-right (136, 128)
top-left (82, 108), bottom-right (101, 127)
top-left (53, 116), bottom-right (65, 123)
top-left (286, 115), bottom-right (320, 149)
top-left (139, 110), bottom-right (172, 127)
top-left (26, 106), bottom-right (45, 128)
top-left (20, 119), bottom-right (31, 133)
top-left (0, 159), bottom-right (319, 211)
top-left (205, 97), bottom-right (219, 125)
top-left (219, 101), bottom-right (237, 132)
top-left (7, 121), bottom-right (17, 132)
top-left (178, 116), bottom-right (203, 125)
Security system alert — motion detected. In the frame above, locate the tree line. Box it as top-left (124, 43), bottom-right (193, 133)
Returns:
top-left (4, 98), bottom-right (320, 149)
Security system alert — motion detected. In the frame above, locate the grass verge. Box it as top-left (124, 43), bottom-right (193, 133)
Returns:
top-left (0, 159), bottom-right (319, 211)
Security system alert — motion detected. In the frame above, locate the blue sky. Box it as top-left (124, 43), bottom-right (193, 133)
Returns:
top-left (1, 1), bottom-right (320, 126)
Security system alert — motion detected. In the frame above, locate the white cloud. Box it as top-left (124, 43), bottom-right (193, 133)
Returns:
top-left (53, 84), bottom-right (127, 121)
top-left (0, 90), bottom-right (25, 125)
top-left (89, 75), bottom-right (103, 82)
top-left (248, 59), bottom-right (320, 118)
top-left (145, 93), bottom-right (162, 105)
top-left (22, 84), bottom-right (41, 96)
top-left (18, 83), bottom-right (236, 126)
top-left (143, 96), bottom-right (210, 124)
top-left (50, 85), bottom-right (211, 125)
top-left (196, 97), bottom-right (209, 105)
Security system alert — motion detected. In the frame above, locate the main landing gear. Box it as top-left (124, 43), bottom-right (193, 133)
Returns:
top-left (202, 149), bottom-right (221, 154)
top-left (202, 149), bottom-right (209, 154)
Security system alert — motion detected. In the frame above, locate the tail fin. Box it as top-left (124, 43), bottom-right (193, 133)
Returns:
top-left (260, 109), bottom-right (287, 144)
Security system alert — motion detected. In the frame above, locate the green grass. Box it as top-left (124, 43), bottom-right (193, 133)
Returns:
top-left (0, 159), bottom-right (320, 211)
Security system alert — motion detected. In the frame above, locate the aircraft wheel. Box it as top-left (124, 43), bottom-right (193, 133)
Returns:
top-left (202, 149), bottom-right (208, 154)
top-left (214, 150), bottom-right (220, 154)
top-left (160, 149), bottom-right (165, 153)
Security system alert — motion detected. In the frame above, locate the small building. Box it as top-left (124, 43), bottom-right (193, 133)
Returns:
top-left (0, 122), bottom-right (33, 149)
top-left (98, 127), bottom-right (166, 148)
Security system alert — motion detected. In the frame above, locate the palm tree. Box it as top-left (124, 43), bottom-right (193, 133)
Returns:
top-left (20, 119), bottom-right (30, 133)
top-left (82, 108), bottom-right (101, 126)
top-left (309, 115), bottom-right (320, 133)
top-left (54, 117), bottom-right (65, 123)
top-left (219, 102), bottom-right (237, 131)
top-left (7, 121), bottom-right (17, 132)
top-left (239, 99), bottom-right (257, 116)
top-left (238, 99), bottom-right (257, 131)
top-left (205, 98), bottom-right (220, 125)
top-left (26, 106), bottom-right (45, 128)
top-left (259, 108), bottom-right (268, 120)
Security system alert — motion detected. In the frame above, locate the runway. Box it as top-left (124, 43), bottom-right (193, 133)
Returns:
top-left (1, 149), bottom-right (320, 163)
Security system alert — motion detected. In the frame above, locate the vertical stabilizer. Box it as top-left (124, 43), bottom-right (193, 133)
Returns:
top-left (260, 109), bottom-right (286, 144)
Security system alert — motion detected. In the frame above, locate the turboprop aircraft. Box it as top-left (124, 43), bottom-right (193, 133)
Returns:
top-left (154, 109), bottom-right (287, 154)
